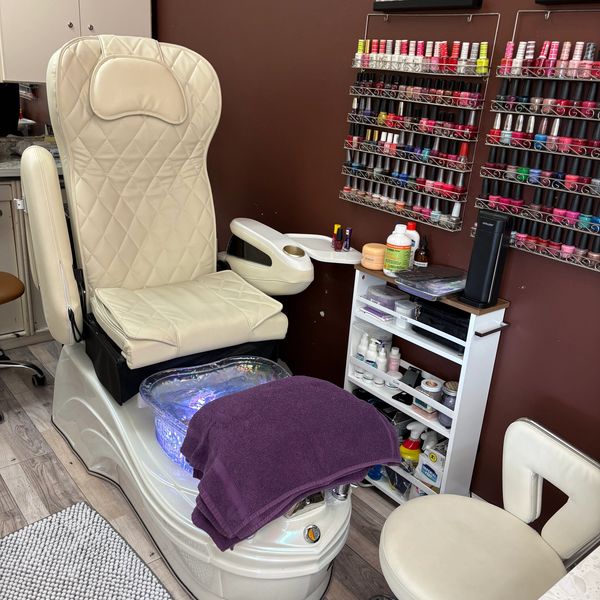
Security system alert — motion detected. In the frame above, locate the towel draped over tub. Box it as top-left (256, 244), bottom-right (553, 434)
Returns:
top-left (181, 375), bottom-right (400, 550)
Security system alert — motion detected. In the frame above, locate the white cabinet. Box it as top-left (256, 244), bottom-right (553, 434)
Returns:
top-left (344, 266), bottom-right (508, 503)
top-left (0, 0), bottom-right (151, 83)
top-left (78, 0), bottom-right (150, 38)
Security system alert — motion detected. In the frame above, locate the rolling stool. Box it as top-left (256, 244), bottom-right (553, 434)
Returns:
top-left (376, 419), bottom-right (600, 600)
top-left (0, 272), bottom-right (46, 422)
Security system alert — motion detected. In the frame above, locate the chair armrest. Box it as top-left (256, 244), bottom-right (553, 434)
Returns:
top-left (20, 146), bottom-right (82, 345)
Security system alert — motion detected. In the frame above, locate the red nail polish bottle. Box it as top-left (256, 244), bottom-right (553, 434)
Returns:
top-left (570, 120), bottom-right (588, 155)
top-left (558, 119), bottom-right (575, 153)
top-left (581, 82), bottom-right (598, 118)
top-left (543, 41), bottom-right (560, 76)
top-left (552, 192), bottom-right (569, 223)
top-left (525, 221), bottom-right (540, 248)
top-left (555, 81), bottom-right (572, 116)
top-left (577, 159), bottom-right (593, 192)
top-left (488, 113), bottom-right (502, 144)
top-left (547, 227), bottom-right (563, 255)
top-left (511, 114), bottom-right (526, 147)
top-left (533, 40), bottom-right (550, 76)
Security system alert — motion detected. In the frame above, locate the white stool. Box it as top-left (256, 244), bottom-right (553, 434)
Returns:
top-left (378, 418), bottom-right (600, 600)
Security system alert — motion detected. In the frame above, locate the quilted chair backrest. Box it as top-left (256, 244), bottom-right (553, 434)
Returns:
top-left (47, 35), bottom-right (221, 299)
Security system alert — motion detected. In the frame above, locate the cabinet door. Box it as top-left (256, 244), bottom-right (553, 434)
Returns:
top-left (79, 0), bottom-right (151, 38)
top-left (0, 191), bottom-right (24, 335)
top-left (0, 0), bottom-right (80, 83)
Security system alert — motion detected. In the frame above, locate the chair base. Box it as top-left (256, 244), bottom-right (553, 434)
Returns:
top-left (83, 314), bottom-right (280, 405)
top-left (53, 342), bottom-right (351, 600)
top-left (0, 349), bottom-right (46, 386)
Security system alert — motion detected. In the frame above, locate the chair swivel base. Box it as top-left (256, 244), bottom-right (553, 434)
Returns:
top-left (0, 350), bottom-right (46, 386)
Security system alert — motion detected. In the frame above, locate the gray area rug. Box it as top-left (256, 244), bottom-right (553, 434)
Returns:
top-left (0, 502), bottom-right (172, 599)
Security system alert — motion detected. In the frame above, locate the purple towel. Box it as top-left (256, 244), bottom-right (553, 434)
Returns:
top-left (180, 375), bottom-right (400, 550)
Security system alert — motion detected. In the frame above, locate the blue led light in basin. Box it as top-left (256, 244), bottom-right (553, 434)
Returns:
top-left (140, 357), bottom-right (289, 473)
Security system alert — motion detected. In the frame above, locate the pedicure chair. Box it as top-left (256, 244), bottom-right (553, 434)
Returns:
top-left (21, 35), bottom-right (351, 600)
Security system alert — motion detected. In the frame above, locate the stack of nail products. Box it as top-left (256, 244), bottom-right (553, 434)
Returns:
top-left (499, 40), bottom-right (600, 79)
top-left (353, 39), bottom-right (491, 76)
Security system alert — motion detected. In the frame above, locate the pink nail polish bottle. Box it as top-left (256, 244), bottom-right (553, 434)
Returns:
top-left (544, 41), bottom-right (560, 76)
top-left (568, 41), bottom-right (585, 78)
top-left (556, 41), bottom-right (572, 78)
top-left (560, 230), bottom-right (576, 258)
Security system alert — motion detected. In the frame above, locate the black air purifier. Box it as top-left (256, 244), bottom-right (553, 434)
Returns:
top-left (459, 210), bottom-right (512, 308)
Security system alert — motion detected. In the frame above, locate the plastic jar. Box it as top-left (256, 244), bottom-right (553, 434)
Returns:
top-left (438, 381), bottom-right (458, 428)
top-left (413, 378), bottom-right (442, 414)
top-left (395, 299), bottom-right (414, 329)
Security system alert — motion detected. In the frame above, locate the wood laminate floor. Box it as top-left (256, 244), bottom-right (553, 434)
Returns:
top-left (0, 341), bottom-right (396, 600)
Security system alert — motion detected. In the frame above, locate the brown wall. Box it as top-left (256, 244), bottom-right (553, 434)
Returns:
top-left (155, 0), bottom-right (600, 508)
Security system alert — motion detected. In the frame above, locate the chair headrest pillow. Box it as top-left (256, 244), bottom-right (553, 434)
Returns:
top-left (90, 56), bottom-right (187, 124)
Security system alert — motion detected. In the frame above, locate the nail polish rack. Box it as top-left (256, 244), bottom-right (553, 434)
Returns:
top-left (469, 224), bottom-right (600, 272)
top-left (341, 12), bottom-right (500, 233)
top-left (476, 12), bottom-right (600, 274)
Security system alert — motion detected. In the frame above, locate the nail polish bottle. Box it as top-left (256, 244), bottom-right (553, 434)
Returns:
top-left (548, 227), bottom-right (563, 256)
top-left (517, 152), bottom-right (530, 183)
top-left (525, 40), bottom-right (550, 77)
top-left (574, 232), bottom-right (589, 258)
top-left (468, 42), bottom-right (480, 75)
top-left (570, 81), bottom-right (586, 114)
top-left (534, 117), bottom-right (549, 150)
top-left (454, 141), bottom-right (468, 166)
top-left (558, 119), bottom-right (575, 153)
top-left (457, 41), bottom-right (470, 75)
top-left (500, 41), bottom-right (515, 75)
top-left (554, 81), bottom-right (571, 115)
top-left (499, 181), bottom-right (513, 212)
top-left (496, 147), bottom-right (508, 171)
top-left (587, 235), bottom-right (600, 263)
top-left (506, 78), bottom-right (520, 110)
top-left (541, 80), bottom-right (559, 115)
top-left (484, 145), bottom-right (499, 171)
top-left (517, 79), bottom-right (532, 108)
top-left (511, 184), bottom-right (525, 212)
top-left (523, 115), bottom-right (536, 148)
top-left (590, 163), bottom-right (600, 195)
top-left (528, 154), bottom-right (543, 185)
top-left (446, 40), bottom-right (459, 74)
top-left (495, 78), bottom-right (510, 104)
top-left (522, 40), bottom-right (537, 76)
top-left (577, 158), bottom-right (593, 192)
top-left (465, 111), bottom-right (478, 140)
top-left (449, 200), bottom-right (462, 226)
top-left (500, 114), bottom-right (513, 145)
top-left (480, 177), bottom-right (491, 200)
top-left (530, 79), bottom-right (545, 113)
top-left (544, 41), bottom-right (560, 77)
top-left (552, 192), bottom-right (569, 223)
top-left (489, 112), bottom-right (502, 144)
top-left (560, 229), bottom-right (576, 258)
top-left (556, 41), bottom-right (572, 78)
top-left (540, 154), bottom-right (556, 188)
top-left (569, 120), bottom-right (589, 155)
top-left (581, 82), bottom-right (598, 118)
top-left (511, 41), bottom-right (527, 76)
top-left (515, 218), bottom-right (529, 246)
top-left (553, 155), bottom-right (569, 185)
top-left (565, 195), bottom-right (581, 224)
top-left (529, 187), bottom-right (544, 211)
top-left (476, 42), bottom-right (489, 75)
top-left (506, 149), bottom-right (520, 180)
top-left (414, 40), bottom-right (425, 73)
top-left (537, 224), bottom-right (552, 249)
top-left (546, 118), bottom-right (561, 151)
top-left (511, 114), bottom-right (527, 148)
top-left (578, 196), bottom-right (594, 229)
top-left (579, 42), bottom-right (597, 79)
top-left (567, 41), bottom-right (585, 78)
top-left (526, 221), bottom-right (540, 249)
top-left (488, 179), bottom-right (502, 209)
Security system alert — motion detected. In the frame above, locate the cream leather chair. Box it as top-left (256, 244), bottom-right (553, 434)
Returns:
top-left (21, 35), bottom-right (290, 402)
top-left (378, 418), bottom-right (600, 600)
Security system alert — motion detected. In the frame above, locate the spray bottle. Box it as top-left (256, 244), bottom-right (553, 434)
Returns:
top-left (400, 421), bottom-right (428, 467)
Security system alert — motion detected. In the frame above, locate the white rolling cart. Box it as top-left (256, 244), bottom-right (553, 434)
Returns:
top-left (344, 265), bottom-right (509, 503)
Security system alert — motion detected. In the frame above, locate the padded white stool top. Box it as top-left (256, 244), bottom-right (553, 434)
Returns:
top-left (379, 494), bottom-right (566, 600)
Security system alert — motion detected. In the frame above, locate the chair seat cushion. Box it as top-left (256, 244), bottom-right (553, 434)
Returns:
top-left (380, 494), bottom-right (566, 600)
top-left (0, 272), bottom-right (25, 305)
top-left (91, 270), bottom-right (287, 369)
